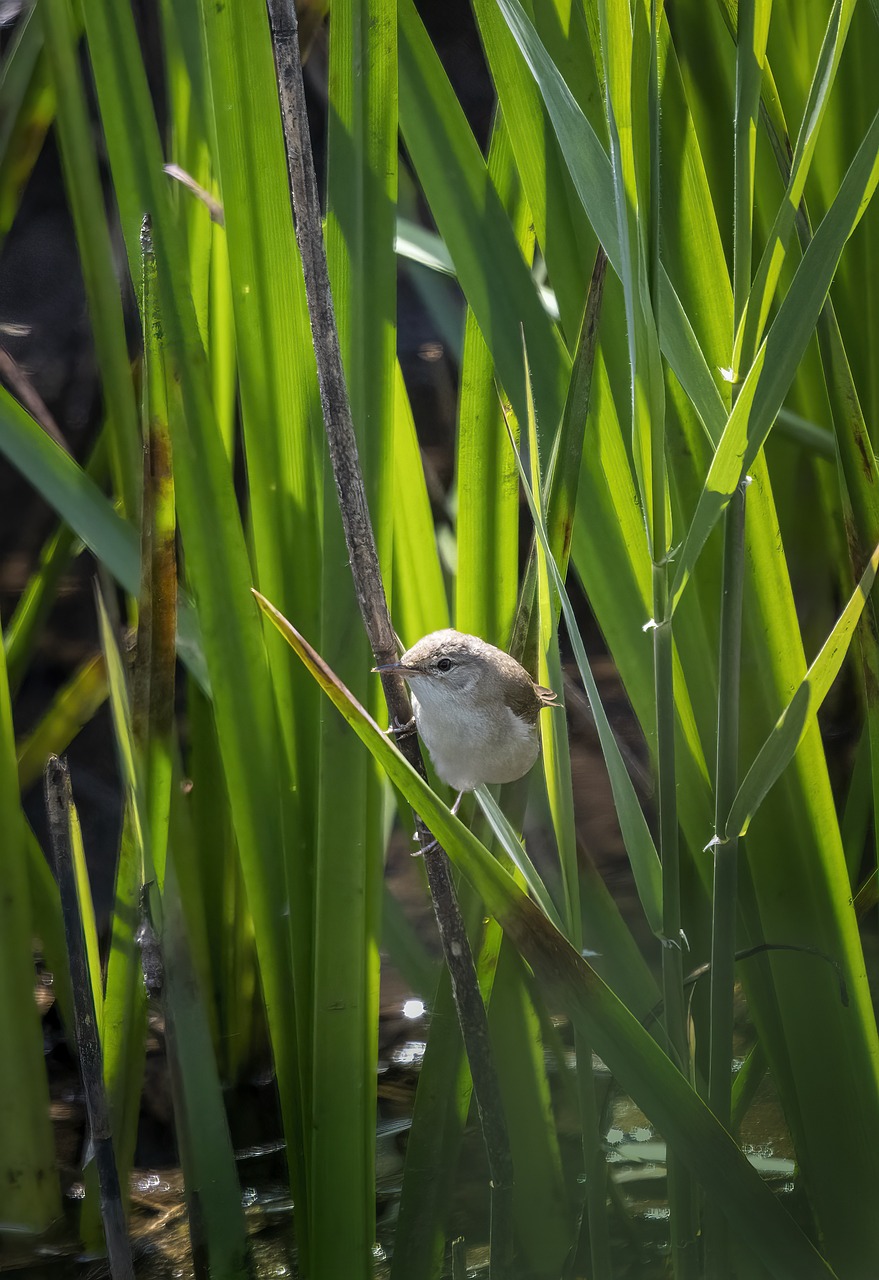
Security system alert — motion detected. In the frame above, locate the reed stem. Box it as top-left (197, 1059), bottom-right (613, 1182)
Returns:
top-left (266, 5), bottom-right (514, 1271)
top-left (45, 757), bottom-right (134, 1280)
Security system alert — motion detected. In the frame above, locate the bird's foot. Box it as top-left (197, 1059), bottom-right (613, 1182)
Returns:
top-left (386, 715), bottom-right (417, 740)
top-left (412, 830), bottom-right (438, 858)
top-left (411, 792), bottom-right (464, 857)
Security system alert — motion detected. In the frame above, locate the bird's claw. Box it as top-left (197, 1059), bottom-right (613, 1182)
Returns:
top-left (412, 794), bottom-right (464, 857)
top-left (412, 827), bottom-right (439, 858)
top-left (386, 715), bottom-right (417, 740)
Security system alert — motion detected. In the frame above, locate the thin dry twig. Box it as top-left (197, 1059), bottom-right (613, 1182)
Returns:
top-left (0, 346), bottom-right (70, 452)
top-left (162, 165), bottom-right (225, 227)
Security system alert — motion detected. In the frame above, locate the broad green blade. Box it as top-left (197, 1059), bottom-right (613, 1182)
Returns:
top-left (455, 109), bottom-right (524, 647)
top-left (469, 0), bottom-right (598, 345)
top-left (511, 248), bottom-right (609, 670)
top-left (41, 0), bottom-right (140, 518)
top-left (391, 364), bottom-right (450, 642)
top-left (195, 0), bottom-right (322, 789)
top-left (159, 858), bottom-right (251, 1280)
top-left (181, 685), bottom-right (257, 1084)
top-left (545, 251), bottom-right (608, 570)
top-left (0, 6), bottom-right (54, 239)
top-left (16, 655), bottom-right (108, 792)
top-left (4, 429), bottom-right (107, 692)
top-left (726, 540), bottom-right (879, 837)
top-left (670, 109), bottom-right (879, 609)
top-left (596, 0), bottom-right (667, 555)
top-left (92, 575), bottom-right (149, 1244)
top-left (0, 387), bottom-right (139, 594)
top-left (389, 915), bottom-right (502, 1280)
top-left (0, 620), bottom-right (60, 1232)
top-left (488, 943), bottom-right (572, 1276)
top-left (522, 339), bottom-right (580, 943)
top-left (735, 0), bottom-right (856, 366)
top-left (24, 822), bottom-right (73, 1031)
top-left (138, 257), bottom-right (176, 886)
top-left (98, 451), bottom-right (249, 1277)
top-left (0, 386), bottom-right (209, 692)
top-left (81, 0), bottom-right (306, 1231)
top-left (525, 334), bottom-right (609, 1270)
top-left (494, 0), bottom-right (729, 442)
top-left (488, 5), bottom-right (879, 1268)
top-left (381, 883), bottom-right (439, 999)
top-left (398, 0), bottom-right (570, 438)
top-left (474, 785), bottom-right (564, 930)
top-left (96, 593), bottom-right (144, 852)
top-left (731, 0), bottom-right (772, 330)
top-left (503, 415), bottom-right (663, 934)
top-left (309, 2), bottom-right (397, 1272)
top-left (99, 807), bottom-right (146, 1229)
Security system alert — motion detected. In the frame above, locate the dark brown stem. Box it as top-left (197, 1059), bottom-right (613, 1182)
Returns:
top-left (265, 2), bottom-right (514, 1271)
top-left (45, 756), bottom-right (135, 1280)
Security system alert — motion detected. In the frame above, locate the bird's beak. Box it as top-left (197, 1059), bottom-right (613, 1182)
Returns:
top-left (372, 660), bottom-right (411, 675)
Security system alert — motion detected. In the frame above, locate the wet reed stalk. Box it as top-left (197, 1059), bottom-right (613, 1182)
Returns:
top-left (264, 3), bottom-right (514, 1272)
top-left (44, 756), bottom-right (134, 1280)
top-left (646, 2), bottom-right (695, 1272)
top-left (654, 577), bottom-right (696, 1279)
top-left (575, 1036), bottom-right (611, 1280)
top-left (705, 4), bottom-right (758, 1266)
top-left (705, 482), bottom-right (747, 1279)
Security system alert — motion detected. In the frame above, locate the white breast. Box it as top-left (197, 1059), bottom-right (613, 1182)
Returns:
top-left (412, 690), bottom-right (539, 791)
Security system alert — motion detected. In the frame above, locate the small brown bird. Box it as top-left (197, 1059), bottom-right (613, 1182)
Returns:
top-left (375, 629), bottom-right (557, 793)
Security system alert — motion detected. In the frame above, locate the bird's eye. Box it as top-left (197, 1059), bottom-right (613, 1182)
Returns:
top-left (436, 657), bottom-right (453, 673)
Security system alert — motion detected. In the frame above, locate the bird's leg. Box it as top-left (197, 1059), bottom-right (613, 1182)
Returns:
top-left (412, 791), bottom-right (466, 857)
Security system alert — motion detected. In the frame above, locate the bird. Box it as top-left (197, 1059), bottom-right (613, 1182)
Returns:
top-left (374, 629), bottom-right (558, 797)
